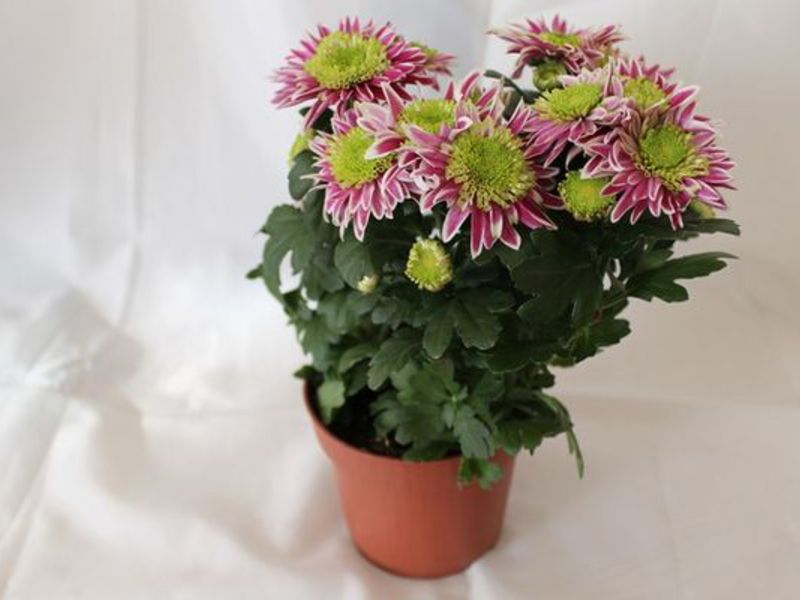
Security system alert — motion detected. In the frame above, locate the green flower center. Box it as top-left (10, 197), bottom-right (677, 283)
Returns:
top-left (539, 31), bottom-right (582, 47)
top-left (399, 99), bottom-right (457, 133)
top-left (445, 125), bottom-right (534, 210)
top-left (305, 32), bottom-right (390, 89)
top-left (558, 171), bottom-right (614, 221)
top-left (405, 239), bottom-right (453, 292)
top-left (329, 128), bottom-right (393, 188)
top-left (624, 77), bottom-right (667, 109)
top-left (533, 59), bottom-right (567, 91)
top-left (636, 124), bottom-right (709, 191)
top-left (534, 83), bottom-right (604, 122)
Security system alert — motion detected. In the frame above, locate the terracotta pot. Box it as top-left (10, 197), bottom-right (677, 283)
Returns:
top-left (304, 384), bottom-right (516, 578)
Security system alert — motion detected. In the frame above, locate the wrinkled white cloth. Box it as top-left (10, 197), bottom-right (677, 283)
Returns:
top-left (1, 1), bottom-right (799, 598)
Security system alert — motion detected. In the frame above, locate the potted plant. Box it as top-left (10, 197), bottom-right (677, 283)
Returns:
top-left (250, 15), bottom-right (737, 578)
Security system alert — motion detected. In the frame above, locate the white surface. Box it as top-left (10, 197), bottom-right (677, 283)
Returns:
top-left (1, 1), bottom-right (798, 598)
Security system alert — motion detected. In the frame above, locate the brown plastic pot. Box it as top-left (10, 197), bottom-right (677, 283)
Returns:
top-left (305, 384), bottom-right (516, 578)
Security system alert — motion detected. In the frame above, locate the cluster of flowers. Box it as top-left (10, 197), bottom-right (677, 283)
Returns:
top-left (273, 16), bottom-right (734, 264)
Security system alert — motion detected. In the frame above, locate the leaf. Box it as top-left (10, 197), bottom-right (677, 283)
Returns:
top-left (512, 247), bottom-right (601, 324)
top-left (496, 420), bottom-right (546, 454)
top-left (683, 217), bottom-right (741, 236)
top-left (288, 150), bottom-right (316, 200)
top-left (334, 234), bottom-right (375, 288)
top-left (450, 289), bottom-right (511, 350)
top-left (482, 341), bottom-right (557, 373)
top-left (453, 405), bottom-right (494, 459)
top-left (458, 457), bottom-right (504, 490)
top-left (260, 205), bottom-right (309, 300)
top-left (367, 329), bottom-right (422, 390)
top-left (629, 251), bottom-right (736, 303)
top-left (317, 378), bottom-right (345, 424)
top-left (338, 341), bottom-right (379, 372)
top-left (298, 314), bottom-right (339, 370)
top-left (422, 304), bottom-right (454, 359)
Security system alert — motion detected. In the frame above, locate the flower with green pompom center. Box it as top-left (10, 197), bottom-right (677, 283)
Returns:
top-left (328, 127), bottom-right (393, 188)
top-left (399, 99), bottom-right (457, 133)
top-left (534, 83), bottom-right (604, 122)
top-left (445, 124), bottom-right (534, 210)
top-left (558, 171), bottom-right (614, 221)
top-left (624, 77), bottom-right (667, 109)
top-left (289, 130), bottom-right (313, 163)
top-left (533, 59), bottom-right (567, 91)
top-left (305, 32), bottom-right (390, 89)
top-left (539, 31), bottom-right (583, 47)
top-left (636, 124), bottom-right (709, 191)
top-left (405, 239), bottom-right (453, 292)
top-left (356, 273), bottom-right (380, 294)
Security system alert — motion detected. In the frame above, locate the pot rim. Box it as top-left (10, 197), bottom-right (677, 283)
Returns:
top-left (303, 380), bottom-right (469, 467)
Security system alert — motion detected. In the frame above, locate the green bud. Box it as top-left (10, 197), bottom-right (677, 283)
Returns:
top-left (690, 199), bottom-right (716, 219)
top-left (533, 59), bottom-right (567, 91)
top-left (405, 239), bottom-right (453, 292)
top-left (356, 273), bottom-right (380, 294)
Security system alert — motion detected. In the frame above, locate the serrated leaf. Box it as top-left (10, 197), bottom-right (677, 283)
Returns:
top-left (288, 150), bottom-right (316, 200)
top-left (453, 405), bottom-right (494, 459)
top-left (422, 304), bottom-right (454, 359)
top-left (334, 234), bottom-right (375, 288)
top-left (317, 378), bottom-right (345, 424)
top-left (338, 341), bottom-right (379, 372)
top-left (629, 251), bottom-right (735, 303)
top-left (367, 329), bottom-right (421, 390)
top-left (458, 457), bottom-right (504, 490)
top-left (451, 295), bottom-right (502, 350)
top-left (260, 205), bottom-right (309, 300)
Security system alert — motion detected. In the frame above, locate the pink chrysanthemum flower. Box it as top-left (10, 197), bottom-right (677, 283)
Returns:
top-left (491, 15), bottom-right (623, 79)
top-left (273, 19), bottom-right (441, 128)
top-left (528, 66), bottom-right (632, 166)
top-left (617, 57), bottom-right (699, 113)
top-left (582, 103), bottom-right (735, 228)
top-left (356, 80), bottom-right (460, 167)
top-left (309, 109), bottom-right (411, 240)
top-left (405, 72), bottom-right (561, 257)
top-left (410, 42), bottom-right (456, 82)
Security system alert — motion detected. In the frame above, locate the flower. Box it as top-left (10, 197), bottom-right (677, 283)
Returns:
top-left (405, 239), bottom-right (454, 291)
top-left (410, 41), bottom-right (456, 80)
top-left (582, 103), bottom-right (735, 228)
top-left (356, 273), bottom-right (380, 293)
top-left (617, 57), bottom-right (698, 113)
top-left (406, 72), bottom-right (560, 257)
top-left (356, 80), bottom-right (460, 164)
top-left (491, 15), bottom-right (623, 79)
top-left (273, 19), bottom-right (443, 128)
top-left (309, 109), bottom-right (412, 239)
top-left (528, 67), bottom-right (631, 166)
top-left (558, 171), bottom-right (615, 221)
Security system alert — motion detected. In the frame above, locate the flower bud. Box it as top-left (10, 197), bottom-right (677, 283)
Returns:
top-left (558, 171), bottom-right (615, 221)
top-left (405, 239), bottom-right (453, 292)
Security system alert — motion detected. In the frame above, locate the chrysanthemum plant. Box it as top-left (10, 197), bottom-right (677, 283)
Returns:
top-left (251, 17), bottom-right (738, 488)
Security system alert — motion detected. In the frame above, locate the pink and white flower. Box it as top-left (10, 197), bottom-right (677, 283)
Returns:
top-left (491, 15), bottom-right (623, 78)
top-left (273, 19), bottom-right (443, 128)
top-left (404, 72), bottom-right (561, 257)
top-left (582, 103), bottom-right (735, 228)
top-left (617, 57), bottom-right (699, 113)
top-left (528, 66), bottom-right (632, 166)
top-left (309, 109), bottom-right (412, 240)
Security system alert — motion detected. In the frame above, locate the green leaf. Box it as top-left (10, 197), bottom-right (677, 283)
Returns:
top-left (422, 304), bottom-right (454, 359)
top-left (496, 420), bottom-right (546, 454)
top-left (338, 341), bottom-right (379, 372)
top-left (453, 405), bottom-right (494, 459)
top-left (298, 314), bottom-right (339, 370)
top-left (482, 340), bottom-right (557, 373)
top-left (450, 289), bottom-right (511, 350)
top-left (683, 217), bottom-right (741, 236)
top-left (288, 150), bottom-right (316, 200)
top-left (260, 205), bottom-right (309, 300)
top-left (458, 457), bottom-right (504, 490)
top-left (367, 329), bottom-right (422, 390)
top-left (512, 245), bottom-right (601, 324)
top-left (629, 251), bottom-right (735, 303)
top-left (317, 378), bottom-right (345, 424)
top-left (334, 234), bottom-right (375, 288)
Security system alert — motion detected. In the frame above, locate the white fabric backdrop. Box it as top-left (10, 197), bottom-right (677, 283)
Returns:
top-left (1, 0), bottom-right (799, 598)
